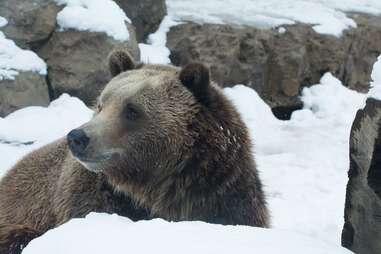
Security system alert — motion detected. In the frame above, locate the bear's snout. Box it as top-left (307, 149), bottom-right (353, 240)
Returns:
top-left (67, 129), bottom-right (90, 157)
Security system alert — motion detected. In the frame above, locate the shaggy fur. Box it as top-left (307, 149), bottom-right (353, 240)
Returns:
top-left (0, 224), bottom-right (41, 254)
top-left (0, 50), bottom-right (269, 251)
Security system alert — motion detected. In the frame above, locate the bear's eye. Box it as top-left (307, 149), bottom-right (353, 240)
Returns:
top-left (124, 103), bottom-right (140, 121)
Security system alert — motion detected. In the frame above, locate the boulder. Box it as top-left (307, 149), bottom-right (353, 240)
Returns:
top-left (114, 0), bottom-right (167, 42)
top-left (0, 72), bottom-right (49, 117)
top-left (343, 13), bottom-right (381, 92)
top-left (342, 98), bottom-right (381, 254)
top-left (0, 0), bottom-right (61, 50)
top-left (167, 13), bottom-right (381, 118)
top-left (38, 24), bottom-right (140, 105)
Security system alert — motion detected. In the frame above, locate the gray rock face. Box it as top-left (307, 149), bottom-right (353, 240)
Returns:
top-left (0, 72), bottom-right (49, 117)
top-left (342, 98), bottom-right (381, 254)
top-left (38, 24), bottom-right (140, 105)
top-left (0, 0), bottom-right (61, 49)
top-left (343, 13), bottom-right (381, 92)
top-left (167, 13), bottom-right (381, 116)
top-left (114, 0), bottom-right (167, 42)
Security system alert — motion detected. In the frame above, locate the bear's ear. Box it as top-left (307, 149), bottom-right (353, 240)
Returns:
top-left (108, 50), bottom-right (136, 77)
top-left (179, 63), bottom-right (210, 104)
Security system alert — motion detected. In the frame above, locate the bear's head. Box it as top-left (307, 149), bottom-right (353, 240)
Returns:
top-left (67, 50), bottom-right (249, 204)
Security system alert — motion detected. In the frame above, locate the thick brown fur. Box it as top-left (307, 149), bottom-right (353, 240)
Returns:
top-left (0, 224), bottom-right (41, 254)
top-left (0, 50), bottom-right (269, 250)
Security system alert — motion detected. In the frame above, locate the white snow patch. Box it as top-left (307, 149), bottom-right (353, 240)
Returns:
top-left (224, 73), bottom-right (367, 244)
top-left (368, 55), bottom-right (381, 100)
top-left (0, 17), bottom-right (47, 80)
top-left (54, 0), bottom-right (131, 41)
top-left (0, 17), bottom-right (7, 27)
top-left (278, 27), bottom-right (286, 34)
top-left (139, 16), bottom-right (180, 64)
top-left (23, 213), bottom-right (353, 254)
top-left (166, 0), bottom-right (381, 36)
top-left (0, 94), bottom-right (93, 176)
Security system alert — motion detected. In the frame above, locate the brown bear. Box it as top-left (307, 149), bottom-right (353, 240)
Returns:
top-left (0, 50), bottom-right (269, 253)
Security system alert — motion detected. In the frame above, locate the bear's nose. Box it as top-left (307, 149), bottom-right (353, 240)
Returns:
top-left (67, 129), bottom-right (90, 156)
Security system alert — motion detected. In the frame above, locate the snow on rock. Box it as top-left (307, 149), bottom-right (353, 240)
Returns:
top-left (224, 73), bottom-right (367, 244)
top-left (139, 16), bottom-right (180, 64)
top-left (0, 16), bottom-right (6, 27)
top-left (23, 213), bottom-right (353, 254)
top-left (54, 0), bottom-right (131, 41)
top-left (368, 55), bottom-right (381, 100)
top-left (166, 0), bottom-right (381, 36)
top-left (0, 94), bottom-right (93, 177)
top-left (0, 17), bottom-right (47, 80)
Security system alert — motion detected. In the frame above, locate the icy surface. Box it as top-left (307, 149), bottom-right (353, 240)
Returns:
top-left (23, 213), bottom-right (353, 254)
top-left (166, 0), bottom-right (381, 36)
top-left (54, 0), bottom-right (131, 41)
top-left (0, 94), bottom-right (93, 175)
top-left (0, 18), bottom-right (47, 80)
top-left (368, 56), bottom-right (381, 100)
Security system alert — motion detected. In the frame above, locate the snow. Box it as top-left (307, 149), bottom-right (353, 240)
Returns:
top-left (139, 16), bottom-right (180, 64)
top-left (278, 27), bottom-right (287, 34)
top-left (0, 94), bottom-right (93, 176)
top-left (0, 17), bottom-right (6, 27)
top-left (368, 56), bottom-right (381, 100)
top-left (54, 0), bottom-right (131, 41)
top-left (23, 213), bottom-right (353, 254)
top-left (225, 73), bottom-right (367, 244)
top-left (0, 17), bottom-right (47, 80)
top-left (166, 0), bottom-right (381, 36)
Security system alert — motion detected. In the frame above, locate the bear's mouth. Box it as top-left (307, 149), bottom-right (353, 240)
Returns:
top-left (74, 153), bottom-right (117, 173)
top-left (75, 153), bottom-right (114, 163)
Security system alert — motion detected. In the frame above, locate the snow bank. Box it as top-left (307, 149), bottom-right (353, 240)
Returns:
top-left (139, 16), bottom-right (180, 64)
top-left (0, 17), bottom-right (47, 80)
top-left (0, 94), bottom-right (93, 176)
top-left (368, 55), bottom-right (381, 100)
top-left (23, 213), bottom-right (352, 254)
top-left (225, 73), bottom-right (366, 244)
top-left (54, 0), bottom-right (131, 41)
top-left (166, 0), bottom-right (381, 36)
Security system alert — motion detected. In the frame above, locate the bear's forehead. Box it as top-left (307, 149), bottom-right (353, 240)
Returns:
top-left (100, 66), bottom-right (179, 103)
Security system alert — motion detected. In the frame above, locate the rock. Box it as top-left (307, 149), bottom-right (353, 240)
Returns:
top-left (38, 24), bottom-right (140, 105)
top-left (167, 13), bottom-right (381, 116)
top-left (0, 72), bottom-right (49, 117)
top-left (0, 0), bottom-right (61, 50)
top-left (343, 13), bottom-right (381, 92)
top-left (114, 0), bottom-right (167, 42)
top-left (342, 98), bottom-right (381, 254)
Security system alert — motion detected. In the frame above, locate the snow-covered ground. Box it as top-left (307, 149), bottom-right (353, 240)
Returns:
top-left (225, 73), bottom-right (367, 244)
top-left (0, 94), bottom-right (93, 173)
top-left (23, 213), bottom-right (352, 254)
